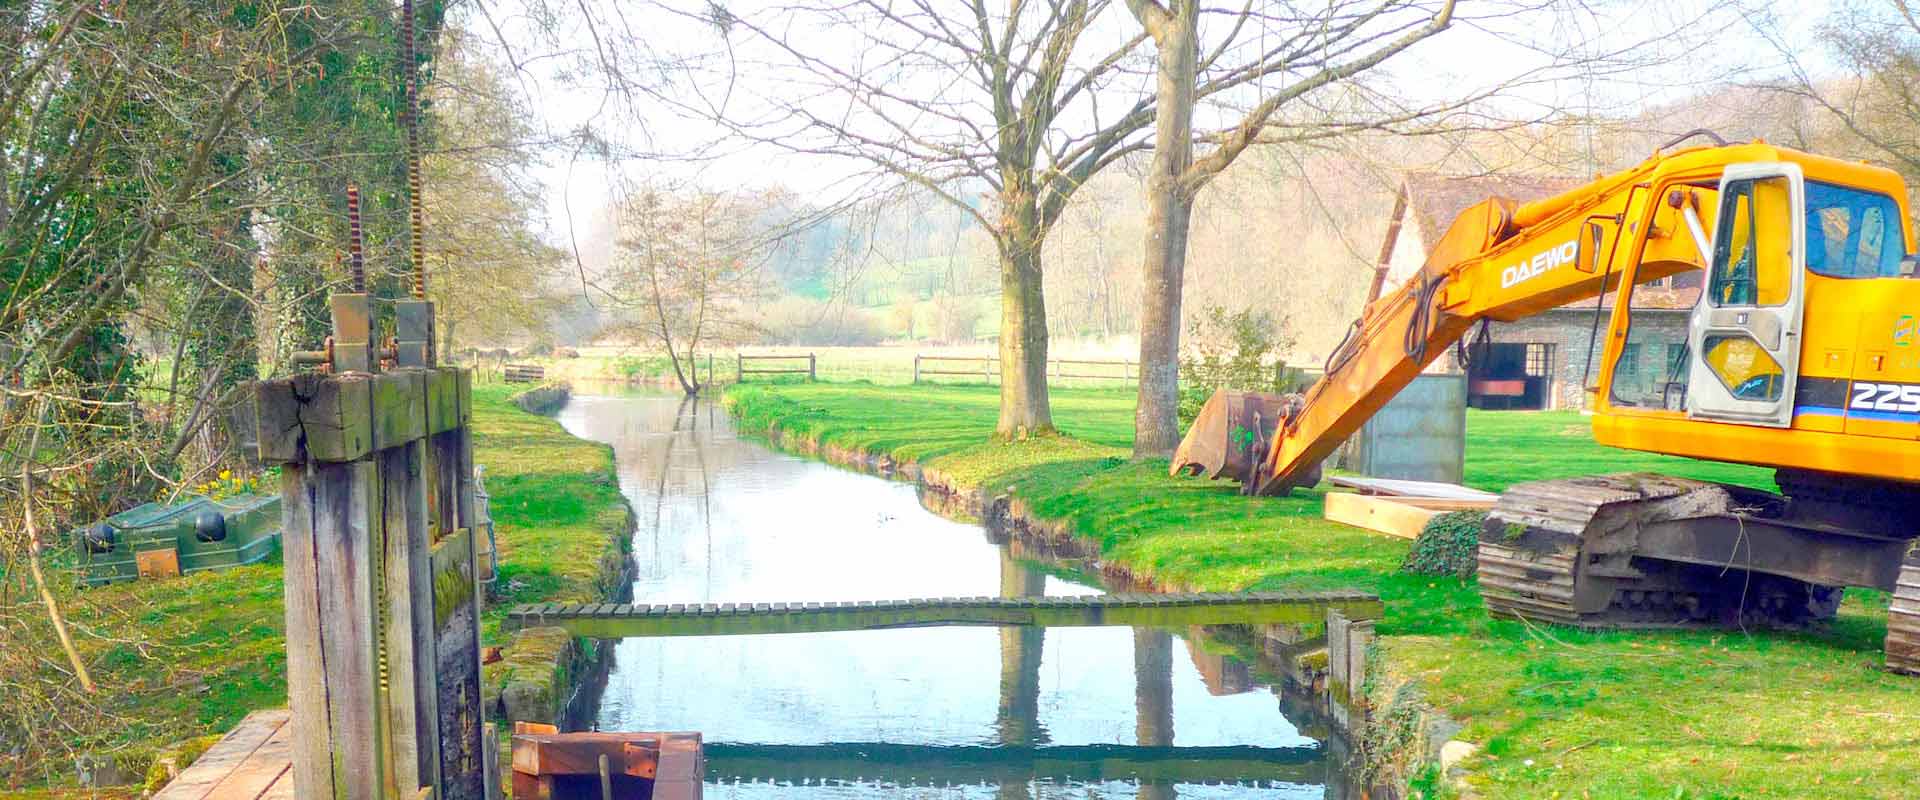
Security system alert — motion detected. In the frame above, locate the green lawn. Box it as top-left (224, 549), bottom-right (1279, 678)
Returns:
top-left (725, 382), bottom-right (1917, 800)
top-left (0, 383), bottom-right (627, 791)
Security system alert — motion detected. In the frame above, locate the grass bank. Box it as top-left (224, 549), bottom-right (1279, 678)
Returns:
top-left (725, 382), bottom-right (1915, 800)
top-left (0, 383), bottom-right (627, 793)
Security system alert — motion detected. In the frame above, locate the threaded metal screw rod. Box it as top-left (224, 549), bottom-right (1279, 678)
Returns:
top-left (402, 0), bottom-right (426, 299)
top-left (346, 183), bottom-right (365, 293)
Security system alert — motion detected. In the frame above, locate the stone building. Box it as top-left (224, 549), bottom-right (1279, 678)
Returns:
top-left (1377, 172), bottom-right (1700, 410)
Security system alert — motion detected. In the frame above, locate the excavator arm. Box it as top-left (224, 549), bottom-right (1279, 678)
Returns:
top-left (1174, 142), bottom-right (1759, 495)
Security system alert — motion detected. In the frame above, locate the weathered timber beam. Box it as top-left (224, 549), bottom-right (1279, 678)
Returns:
top-left (701, 741), bottom-right (1324, 786)
top-left (503, 591), bottom-right (1384, 638)
top-left (251, 367), bottom-right (471, 464)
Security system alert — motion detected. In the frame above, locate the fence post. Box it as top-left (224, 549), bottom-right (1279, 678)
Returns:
top-left (809, 353), bottom-right (817, 382)
top-left (736, 353), bottom-right (743, 384)
top-left (913, 355), bottom-right (921, 384)
top-left (708, 353), bottom-right (714, 386)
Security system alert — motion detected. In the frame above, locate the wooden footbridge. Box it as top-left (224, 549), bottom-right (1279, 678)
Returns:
top-left (504, 590), bottom-right (1383, 638)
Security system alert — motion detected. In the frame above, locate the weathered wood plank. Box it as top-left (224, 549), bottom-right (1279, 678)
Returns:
top-left (277, 467), bottom-right (335, 800)
top-left (505, 591), bottom-right (1385, 637)
top-left (382, 440), bottom-right (439, 794)
top-left (201, 718), bottom-right (295, 800)
top-left (1328, 475), bottom-right (1497, 500)
top-left (254, 373), bottom-right (375, 464)
top-left (1325, 493), bottom-right (1433, 540)
top-left (153, 710), bottom-right (287, 800)
top-left (312, 459), bottom-right (385, 800)
top-left (370, 371), bottom-right (427, 452)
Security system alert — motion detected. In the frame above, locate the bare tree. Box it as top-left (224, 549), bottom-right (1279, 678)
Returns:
top-left (611, 188), bottom-right (771, 395)
top-left (1123, 0), bottom-right (1462, 457)
top-left (638, 1), bottom-right (1174, 436)
top-left (1769, 0), bottom-right (1920, 181)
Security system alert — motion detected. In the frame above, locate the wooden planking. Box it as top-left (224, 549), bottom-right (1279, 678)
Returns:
top-left (505, 591), bottom-right (1385, 638)
top-left (311, 460), bottom-right (385, 800)
top-left (1329, 475), bottom-right (1497, 500)
top-left (1323, 492), bottom-right (1493, 540)
top-left (201, 720), bottom-right (295, 800)
top-left (154, 710), bottom-right (289, 800)
top-left (277, 466), bottom-right (335, 800)
top-left (382, 440), bottom-right (439, 793)
top-left (510, 732), bottom-right (661, 777)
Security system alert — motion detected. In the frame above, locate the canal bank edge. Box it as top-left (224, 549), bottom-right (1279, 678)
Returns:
top-left (720, 390), bottom-right (1472, 798)
top-left (478, 382), bottom-right (637, 731)
top-left (509, 381), bottom-right (572, 415)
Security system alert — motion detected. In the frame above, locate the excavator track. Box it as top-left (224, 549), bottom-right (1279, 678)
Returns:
top-left (1480, 473), bottom-right (1845, 630)
top-left (1890, 555), bottom-right (1920, 674)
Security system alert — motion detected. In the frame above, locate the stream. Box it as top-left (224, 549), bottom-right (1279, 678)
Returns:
top-left (555, 387), bottom-right (1348, 798)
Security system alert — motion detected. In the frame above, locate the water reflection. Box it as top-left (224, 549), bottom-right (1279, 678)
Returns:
top-left (555, 387), bottom-right (1335, 799)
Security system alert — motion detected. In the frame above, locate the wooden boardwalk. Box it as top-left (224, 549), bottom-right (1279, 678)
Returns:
top-left (153, 710), bottom-right (295, 800)
top-left (505, 590), bottom-right (1383, 638)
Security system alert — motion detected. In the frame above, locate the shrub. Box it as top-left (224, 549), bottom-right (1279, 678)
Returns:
top-left (1400, 510), bottom-right (1487, 579)
top-left (1176, 305), bottom-right (1297, 428)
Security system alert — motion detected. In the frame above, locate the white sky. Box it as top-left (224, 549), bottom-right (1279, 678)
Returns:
top-left (459, 0), bottom-right (1843, 252)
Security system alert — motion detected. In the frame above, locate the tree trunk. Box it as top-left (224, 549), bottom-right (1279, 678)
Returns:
top-left (1132, 0), bottom-right (1199, 459)
top-left (997, 236), bottom-right (1054, 438)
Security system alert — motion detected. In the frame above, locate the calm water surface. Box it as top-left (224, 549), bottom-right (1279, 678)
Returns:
top-left (555, 388), bottom-right (1337, 798)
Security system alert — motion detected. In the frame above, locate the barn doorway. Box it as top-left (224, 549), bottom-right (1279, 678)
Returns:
top-left (1467, 342), bottom-right (1552, 410)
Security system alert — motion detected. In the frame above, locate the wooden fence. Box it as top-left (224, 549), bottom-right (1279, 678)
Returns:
top-left (736, 353), bottom-right (816, 383)
top-left (913, 355), bottom-right (1136, 384)
top-left (503, 363), bottom-right (545, 383)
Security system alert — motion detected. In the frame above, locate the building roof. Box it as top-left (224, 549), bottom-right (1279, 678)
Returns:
top-left (1398, 171), bottom-right (1700, 312)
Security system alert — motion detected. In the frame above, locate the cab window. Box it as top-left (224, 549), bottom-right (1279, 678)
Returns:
top-left (1709, 176), bottom-right (1793, 306)
top-left (1805, 181), bottom-right (1905, 278)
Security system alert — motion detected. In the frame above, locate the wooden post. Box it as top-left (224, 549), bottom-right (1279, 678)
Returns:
top-left (255, 365), bottom-right (489, 800)
top-left (913, 355), bottom-right (921, 384)
top-left (279, 459), bottom-right (387, 800)
top-left (735, 354), bottom-right (743, 384)
top-left (808, 353), bottom-right (817, 382)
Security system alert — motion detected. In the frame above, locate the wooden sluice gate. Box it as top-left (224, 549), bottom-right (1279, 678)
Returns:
top-left (504, 590), bottom-right (1385, 638)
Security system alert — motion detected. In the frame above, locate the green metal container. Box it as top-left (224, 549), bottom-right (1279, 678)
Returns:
top-left (75, 493), bottom-right (281, 586)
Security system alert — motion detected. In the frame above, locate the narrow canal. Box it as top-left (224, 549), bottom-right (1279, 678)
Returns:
top-left (556, 388), bottom-right (1343, 798)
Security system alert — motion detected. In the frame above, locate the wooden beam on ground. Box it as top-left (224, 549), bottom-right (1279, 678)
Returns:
top-left (1328, 475), bottom-right (1496, 501)
top-left (503, 591), bottom-right (1384, 638)
top-left (1323, 493), bottom-right (1494, 540)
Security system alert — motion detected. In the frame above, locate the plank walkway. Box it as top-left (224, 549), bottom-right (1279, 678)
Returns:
top-left (153, 710), bottom-right (295, 800)
top-left (505, 590), bottom-right (1384, 639)
top-left (701, 742), bottom-right (1324, 787)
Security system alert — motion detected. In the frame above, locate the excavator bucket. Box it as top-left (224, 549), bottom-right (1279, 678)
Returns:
top-left (1169, 390), bottom-right (1289, 482)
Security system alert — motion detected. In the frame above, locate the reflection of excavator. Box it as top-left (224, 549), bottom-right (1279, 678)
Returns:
top-left (1172, 134), bottom-right (1920, 671)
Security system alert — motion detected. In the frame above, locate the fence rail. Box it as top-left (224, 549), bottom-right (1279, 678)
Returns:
top-left (736, 353), bottom-right (817, 383)
top-left (503, 363), bottom-right (546, 383)
top-left (913, 355), bottom-right (1135, 384)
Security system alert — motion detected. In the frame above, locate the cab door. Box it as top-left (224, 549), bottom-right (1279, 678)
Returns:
top-left (1685, 163), bottom-right (1807, 427)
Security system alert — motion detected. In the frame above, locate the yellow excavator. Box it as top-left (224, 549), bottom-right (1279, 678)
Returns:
top-left (1172, 133), bottom-right (1920, 672)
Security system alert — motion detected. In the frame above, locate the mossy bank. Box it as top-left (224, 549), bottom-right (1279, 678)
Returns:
top-left (724, 381), bottom-right (1916, 800)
